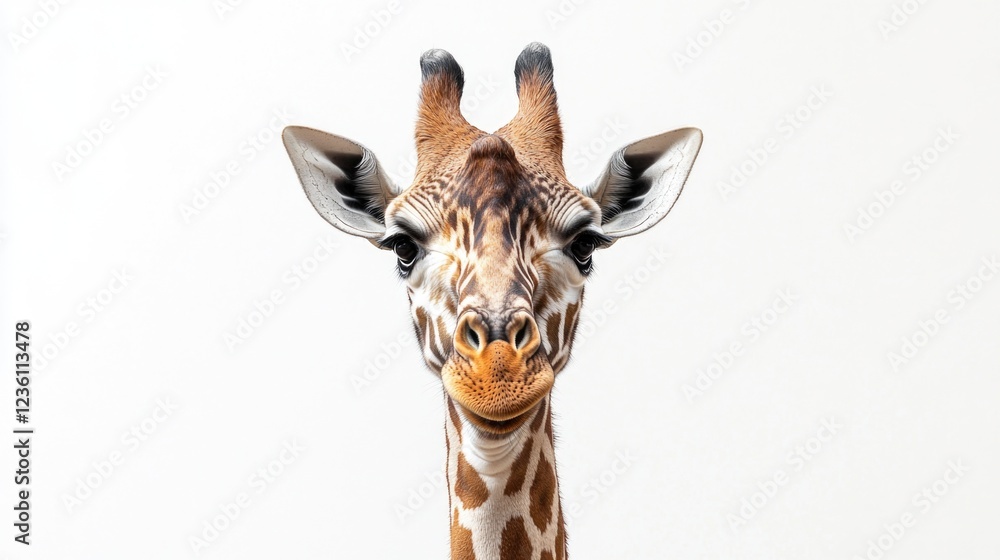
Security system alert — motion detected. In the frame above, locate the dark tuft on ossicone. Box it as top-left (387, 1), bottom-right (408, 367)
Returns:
top-left (514, 42), bottom-right (554, 92)
top-left (420, 48), bottom-right (465, 91)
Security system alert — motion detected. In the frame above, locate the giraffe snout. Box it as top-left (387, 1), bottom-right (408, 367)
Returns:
top-left (445, 310), bottom-right (552, 425)
top-left (454, 311), bottom-right (541, 362)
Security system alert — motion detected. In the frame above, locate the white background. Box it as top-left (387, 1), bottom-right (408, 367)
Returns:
top-left (2, 0), bottom-right (999, 558)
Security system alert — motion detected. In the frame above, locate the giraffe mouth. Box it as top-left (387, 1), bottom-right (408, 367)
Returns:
top-left (456, 402), bottom-right (538, 435)
top-left (441, 342), bottom-right (555, 435)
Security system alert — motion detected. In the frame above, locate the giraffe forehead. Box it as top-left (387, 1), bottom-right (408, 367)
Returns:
top-left (389, 132), bottom-right (600, 244)
top-left (388, 174), bottom-right (598, 248)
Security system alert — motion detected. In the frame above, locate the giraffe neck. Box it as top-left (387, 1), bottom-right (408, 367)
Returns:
top-left (445, 395), bottom-right (566, 560)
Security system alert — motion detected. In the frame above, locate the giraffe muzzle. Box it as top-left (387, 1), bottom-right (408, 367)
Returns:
top-left (443, 311), bottom-right (554, 428)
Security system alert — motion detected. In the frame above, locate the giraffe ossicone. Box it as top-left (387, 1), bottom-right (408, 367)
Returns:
top-left (283, 42), bottom-right (702, 560)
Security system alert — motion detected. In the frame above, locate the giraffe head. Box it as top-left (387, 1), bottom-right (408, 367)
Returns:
top-left (284, 43), bottom-right (701, 436)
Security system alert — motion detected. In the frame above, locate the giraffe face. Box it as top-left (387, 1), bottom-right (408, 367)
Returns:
top-left (381, 134), bottom-right (606, 433)
top-left (283, 44), bottom-right (702, 435)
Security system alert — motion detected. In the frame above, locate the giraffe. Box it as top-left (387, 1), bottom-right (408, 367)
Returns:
top-left (282, 43), bottom-right (702, 559)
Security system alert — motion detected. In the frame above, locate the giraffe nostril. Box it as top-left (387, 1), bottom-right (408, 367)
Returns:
top-left (466, 323), bottom-right (481, 350)
top-left (508, 312), bottom-right (540, 358)
top-left (514, 322), bottom-right (529, 350)
top-left (455, 312), bottom-right (488, 359)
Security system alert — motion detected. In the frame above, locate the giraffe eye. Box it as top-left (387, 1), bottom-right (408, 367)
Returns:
top-left (388, 236), bottom-right (420, 275)
top-left (393, 238), bottom-right (417, 260)
top-left (571, 237), bottom-right (596, 261)
top-left (567, 234), bottom-right (599, 274)
top-left (566, 231), bottom-right (611, 275)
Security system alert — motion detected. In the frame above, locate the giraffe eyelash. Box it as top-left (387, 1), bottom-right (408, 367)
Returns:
top-left (379, 234), bottom-right (422, 277)
top-left (566, 232), bottom-right (611, 276)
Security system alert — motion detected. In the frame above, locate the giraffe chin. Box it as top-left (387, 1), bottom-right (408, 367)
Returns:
top-left (440, 349), bottom-right (554, 436)
top-left (455, 402), bottom-right (540, 436)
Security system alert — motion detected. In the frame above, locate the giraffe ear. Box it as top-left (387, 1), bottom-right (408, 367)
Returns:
top-left (583, 128), bottom-right (703, 238)
top-left (282, 126), bottom-right (400, 239)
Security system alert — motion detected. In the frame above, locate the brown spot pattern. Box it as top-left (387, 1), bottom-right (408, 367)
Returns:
top-left (545, 312), bottom-right (561, 362)
top-left (500, 516), bottom-right (532, 560)
top-left (414, 306), bottom-right (430, 349)
top-left (447, 396), bottom-right (462, 438)
top-left (562, 302), bottom-right (578, 349)
top-left (541, 551), bottom-right (554, 560)
top-left (436, 316), bottom-right (452, 359)
top-left (530, 399), bottom-right (547, 431)
top-left (455, 452), bottom-right (488, 509)
top-left (450, 508), bottom-right (475, 560)
top-left (503, 438), bottom-right (534, 496)
top-left (529, 450), bottom-right (556, 532)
